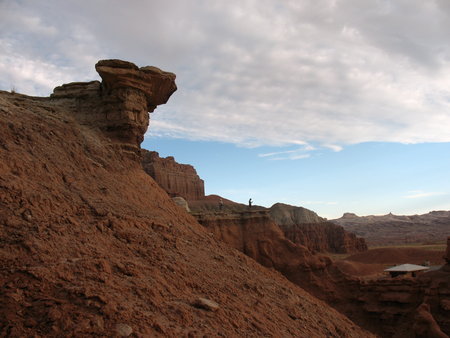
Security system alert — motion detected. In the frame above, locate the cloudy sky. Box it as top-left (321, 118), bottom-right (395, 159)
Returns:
top-left (2, 0), bottom-right (450, 218)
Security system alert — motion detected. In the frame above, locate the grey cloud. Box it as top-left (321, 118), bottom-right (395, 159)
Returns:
top-left (2, 0), bottom-right (450, 147)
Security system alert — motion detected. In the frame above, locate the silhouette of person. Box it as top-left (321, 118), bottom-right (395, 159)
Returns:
top-left (248, 198), bottom-right (253, 208)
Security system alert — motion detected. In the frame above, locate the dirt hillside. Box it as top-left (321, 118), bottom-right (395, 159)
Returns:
top-left (0, 60), bottom-right (372, 337)
top-left (345, 247), bottom-right (446, 266)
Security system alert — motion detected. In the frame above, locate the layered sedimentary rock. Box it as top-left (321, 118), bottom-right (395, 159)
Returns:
top-left (196, 210), bottom-right (331, 274)
top-left (332, 211), bottom-right (450, 245)
top-left (349, 238), bottom-right (450, 336)
top-left (270, 203), bottom-right (367, 253)
top-left (195, 207), bottom-right (450, 336)
top-left (51, 59), bottom-right (176, 153)
top-left (142, 150), bottom-right (205, 201)
top-left (0, 62), bottom-right (374, 337)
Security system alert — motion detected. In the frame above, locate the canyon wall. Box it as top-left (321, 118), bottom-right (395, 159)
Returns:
top-left (141, 150), bottom-right (205, 201)
top-left (195, 209), bottom-right (450, 337)
top-left (196, 210), bottom-right (329, 271)
top-left (270, 203), bottom-right (367, 253)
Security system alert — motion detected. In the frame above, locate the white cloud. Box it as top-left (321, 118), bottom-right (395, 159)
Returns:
top-left (323, 144), bottom-right (343, 152)
top-left (404, 191), bottom-right (448, 199)
top-left (258, 146), bottom-right (314, 160)
top-left (2, 0), bottom-right (450, 148)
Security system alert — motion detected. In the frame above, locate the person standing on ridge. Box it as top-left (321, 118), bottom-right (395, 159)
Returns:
top-left (248, 198), bottom-right (253, 209)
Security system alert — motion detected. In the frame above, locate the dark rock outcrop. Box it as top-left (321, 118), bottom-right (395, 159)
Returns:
top-left (270, 203), bottom-right (367, 253)
top-left (51, 59), bottom-right (176, 154)
top-left (141, 150), bottom-right (205, 201)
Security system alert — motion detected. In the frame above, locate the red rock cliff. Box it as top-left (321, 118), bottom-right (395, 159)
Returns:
top-left (195, 210), bottom-right (332, 273)
top-left (50, 59), bottom-right (176, 154)
top-left (0, 61), bottom-right (375, 337)
top-left (270, 203), bottom-right (367, 253)
top-left (141, 150), bottom-right (205, 201)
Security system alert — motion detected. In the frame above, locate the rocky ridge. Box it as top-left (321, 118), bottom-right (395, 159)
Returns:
top-left (332, 211), bottom-right (450, 245)
top-left (0, 60), bottom-right (372, 337)
top-left (270, 203), bottom-right (367, 253)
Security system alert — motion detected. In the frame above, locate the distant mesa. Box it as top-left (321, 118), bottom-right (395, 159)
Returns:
top-left (332, 211), bottom-right (450, 245)
top-left (342, 212), bottom-right (358, 218)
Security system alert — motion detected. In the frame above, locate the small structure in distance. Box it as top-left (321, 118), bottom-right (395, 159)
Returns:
top-left (384, 263), bottom-right (429, 278)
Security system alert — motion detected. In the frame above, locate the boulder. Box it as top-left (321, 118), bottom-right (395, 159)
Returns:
top-left (172, 197), bottom-right (191, 212)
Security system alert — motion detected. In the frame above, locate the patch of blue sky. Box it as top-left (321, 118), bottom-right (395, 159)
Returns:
top-left (143, 137), bottom-right (450, 218)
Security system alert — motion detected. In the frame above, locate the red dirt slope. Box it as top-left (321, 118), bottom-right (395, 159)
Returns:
top-left (345, 247), bottom-right (446, 266)
top-left (0, 62), bottom-right (372, 337)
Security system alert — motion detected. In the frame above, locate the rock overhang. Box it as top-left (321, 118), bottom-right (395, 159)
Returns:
top-left (95, 59), bottom-right (177, 111)
top-left (50, 59), bottom-right (177, 154)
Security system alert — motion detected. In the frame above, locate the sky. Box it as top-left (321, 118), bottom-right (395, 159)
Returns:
top-left (1, 0), bottom-right (450, 218)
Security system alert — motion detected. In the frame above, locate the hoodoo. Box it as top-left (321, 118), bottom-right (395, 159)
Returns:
top-left (51, 59), bottom-right (177, 153)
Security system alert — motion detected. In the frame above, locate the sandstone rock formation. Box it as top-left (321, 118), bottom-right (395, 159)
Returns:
top-left (193, 204), bottom-right (450, 336)
top-left (0, 61), bottom-right (374, 337)
top-left (172, 196), bottom-right (191, 212)
top-left (270, 203), bottom-right (326, 224)
top-left (142, 150), bottom-right (205, 201)
top-left (51, 59), bottom-right (176, 154)
top-left (332, 211), bottom-right (450, 245)
top-left (270, 203), bottom-right (367, 253)
top-left (196, 210), bottom-right (332, 281)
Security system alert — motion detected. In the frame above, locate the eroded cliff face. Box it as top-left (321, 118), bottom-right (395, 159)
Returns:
top-left (1, 60), bottom-right (377, 337)
top-left (194, 209), bottom-right (450, 337)
top-left (270, 203), bottom-right (367, 253)
top-left (141, 150), bottom-right (205, 201)
top-left (196, 210), bottom-right (331, 273)
top-left (50, 59), bottom-right (176, 155)
top-left (342, 237), bottom-right (450, 337)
